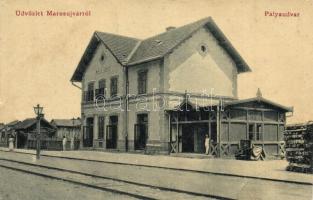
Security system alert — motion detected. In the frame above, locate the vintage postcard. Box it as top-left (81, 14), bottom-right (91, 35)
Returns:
top-left (0, 0), bottom-right (312, 199)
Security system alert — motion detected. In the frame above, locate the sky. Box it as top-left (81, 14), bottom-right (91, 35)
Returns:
top-left (0, 0), bottom-right (312, 124)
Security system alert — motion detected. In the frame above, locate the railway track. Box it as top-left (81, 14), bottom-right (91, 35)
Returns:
top-left (0, 158), bottom-right (227, 200)
top-left (1, 150), bottom-right (312, 200)
top-left (1, 149), bottom-right (311, 186)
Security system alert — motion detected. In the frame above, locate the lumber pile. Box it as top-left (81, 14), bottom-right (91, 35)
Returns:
top-left (285, 121), bottom-right (313, 173)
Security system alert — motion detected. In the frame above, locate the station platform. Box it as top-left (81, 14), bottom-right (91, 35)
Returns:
top-left (0, 147), bottom-right (312, 185)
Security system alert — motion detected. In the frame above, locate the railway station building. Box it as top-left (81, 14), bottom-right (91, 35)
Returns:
top-left (71, 17), bottom-right (293, 157)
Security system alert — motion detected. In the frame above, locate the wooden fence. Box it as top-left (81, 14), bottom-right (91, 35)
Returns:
top-left (170, 140), bottom-right (285, 158)
top-left (27, 138), bottom-right (80, 150)
top-left (209, 141), bottom-right (285, 158)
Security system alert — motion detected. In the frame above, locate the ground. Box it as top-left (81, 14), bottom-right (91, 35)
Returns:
top-left (0, 148), bottom-right (312, 200)
top-left (0, 167), bottom-right (135, 200)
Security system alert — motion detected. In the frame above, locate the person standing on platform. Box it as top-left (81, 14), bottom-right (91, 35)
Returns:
top-left (205, 134), bottom-right (210, 155)
top-left (62, 136), bottom-right (67, 151)
top-left (9, 136), bottom-right (14, 151)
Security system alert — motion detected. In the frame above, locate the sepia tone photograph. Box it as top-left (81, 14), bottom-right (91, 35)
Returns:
top-left (0, 0), bottom-right (312, 199)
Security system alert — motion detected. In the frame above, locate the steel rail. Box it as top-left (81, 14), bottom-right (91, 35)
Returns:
top-left (0, 149), bottom-right (311, 186)
top-left (0, 158), bottom-right (232, 200)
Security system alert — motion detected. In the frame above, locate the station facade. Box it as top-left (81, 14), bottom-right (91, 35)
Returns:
top-left (71, 17), bottom-right (293, 157)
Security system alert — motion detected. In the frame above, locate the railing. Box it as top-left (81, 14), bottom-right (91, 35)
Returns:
top-left (209, 141), bottom-right (285, 157)
top-left (169, 140), bottom-right (286, 157)
top-left (208, 142), bottom-right (239, 156)
top-left (27, 138), bottom-right (80, 150)
top-left (0, 141), bottom-right (8, 147)
top-left (95, 88), bottom-right (105, 99)
top-left (170, 141), bottom-right (177, 153)
top-left (251, 141), bottom-right (285, 157)
top-left (0, 135), bottom-right (9, 147)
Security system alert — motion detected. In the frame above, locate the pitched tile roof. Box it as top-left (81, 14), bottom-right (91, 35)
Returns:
top-left (71, 17), bottom-right (251, 82)
top-left (167, 96), bottom-right (293, 113)
top-left (14, 118), bottom-right (55, 130)
top-left (94, 32), bottom-right (140, 64)
top-left (14, 118), bottom-right (37, 130)
top-left (51, 119), bottom-right (81, 127)
top-left (224, 97), bottom-right (294, 112)
top-left (127, 17), bottom-right (210, 65)
top-left (6, 120), bottom-right (20, 127)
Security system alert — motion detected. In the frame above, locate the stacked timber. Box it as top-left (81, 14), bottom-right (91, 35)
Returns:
top-left (285, 121), bottom-right (313, 173)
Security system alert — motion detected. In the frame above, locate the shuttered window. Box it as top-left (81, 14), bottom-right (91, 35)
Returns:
top-left (96, 79), bottom-right (106, 99)
top-left (138, 70), bottom-right (147, 94)
top-left (98, 116), bottom-right (105, 139)
top-left (85, 82), bottom-right (94, 102)
top-left (110, 77), bottom-right (118, 97)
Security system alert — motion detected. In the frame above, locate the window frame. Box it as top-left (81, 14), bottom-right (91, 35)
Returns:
top-left (98, 116), bottom-right (105, 139)
top-left (137, 70), bottom-right (148, 95)
top-left (97, 79), bottom-right (106, 98)
top-left (110, 76), bottom-right (118, 97)
top-left (85, 82), bottom-right (95, 102)
top-left (248, 123), bottom-right (263, 141)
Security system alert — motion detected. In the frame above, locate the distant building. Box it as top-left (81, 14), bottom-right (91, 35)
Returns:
top-left (14, 118), bottom-right (56, 148)
top-left (0, 123), bottom-right (6, 146)
top-left (71, 17), bottom-right (293, 157)
top-left (50, 118), bottom-right (81, 139)
top-left (0, 120), bottom-right (20, 147)
top-left (0, 123), bottom-right (5, 134)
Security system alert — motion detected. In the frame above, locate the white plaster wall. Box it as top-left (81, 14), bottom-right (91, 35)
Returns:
top-left (82, 42), bottom-right (126, 147)
top-left (82, 43), bottom-right (124, 96)
top-left (164, 27), bottom-right (238, 97)
top-left (83, 104), bottom-right (124, 139)
top-left (128, 60), bottom-right (161, 95)
top-left (127, 101), bottom-right (161, 142)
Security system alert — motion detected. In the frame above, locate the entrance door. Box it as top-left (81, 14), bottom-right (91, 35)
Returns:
top-left (106, 116), bottom-right (118, 149)
top-left (194, 126), bottom-right (206, 153)
top-left (182, 124), bottom-right (194, 152)
top-left (84, 117), bottom-right (94, 147)
top-left (134, 114), bottom-right (148, 150)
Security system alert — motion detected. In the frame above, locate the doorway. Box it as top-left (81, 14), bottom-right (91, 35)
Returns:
top-left (83, 117), bottom-right (94, 147)
top-left (194, 125), bottom-right (207, 153)
top-left (181, 124), bottom-right (194, 152)
top-left (180, 124), bottom-right (208, 153)
top-left (134, 114), bottom-right (148, 150)
top-left (106, 116), bottom-right (118, 149)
